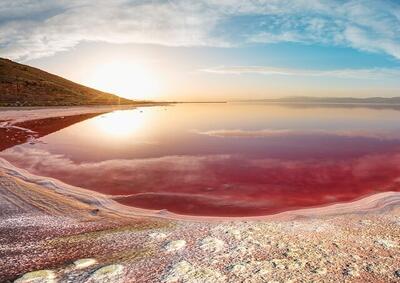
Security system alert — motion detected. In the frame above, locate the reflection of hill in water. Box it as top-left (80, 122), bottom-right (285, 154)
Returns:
top-left (269, 103), bottom-right (400, 111)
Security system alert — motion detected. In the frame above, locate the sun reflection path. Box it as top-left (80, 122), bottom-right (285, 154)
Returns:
top-left (92, 110), bottom-right (146, 138)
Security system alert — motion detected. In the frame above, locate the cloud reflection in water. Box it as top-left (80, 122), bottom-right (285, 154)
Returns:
top-left (2, 145), bottom-right (400, 216)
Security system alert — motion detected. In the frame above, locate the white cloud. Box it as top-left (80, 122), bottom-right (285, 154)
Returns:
top-left (0, 0), bottom-right (223, 60)
top-left (344, 26), bottom-right (400, 60)
top-left (0, 0), bottom-right (400, 60)
top-left (200, 66), bottom-right (400, 80)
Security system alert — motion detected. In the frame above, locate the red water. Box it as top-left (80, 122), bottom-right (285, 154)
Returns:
top-left (2, 103), bottom-right (400, 216)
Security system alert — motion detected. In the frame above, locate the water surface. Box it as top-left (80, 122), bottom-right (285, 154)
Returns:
top-left (2, 103), bottom-right (400, 216)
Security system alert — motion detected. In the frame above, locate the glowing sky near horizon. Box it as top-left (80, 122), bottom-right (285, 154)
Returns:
top-left (1, 0), bottom-right (400, 100)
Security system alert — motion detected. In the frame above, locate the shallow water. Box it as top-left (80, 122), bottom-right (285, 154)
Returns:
top-left (2, 103), bottom-right (400, 216)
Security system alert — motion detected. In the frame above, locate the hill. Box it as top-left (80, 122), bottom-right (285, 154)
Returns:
top-left (0, 58), bottom-right (138, 106)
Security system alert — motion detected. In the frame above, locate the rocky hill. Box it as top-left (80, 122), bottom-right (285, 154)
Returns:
top-left (0, 58), bottom-right (138, 106)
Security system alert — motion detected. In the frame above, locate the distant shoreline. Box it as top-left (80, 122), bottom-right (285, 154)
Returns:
top-left (233, 96), bottom-right (400, 105)
top-left (234, 101), bottom-right (400, 105)
top-left (231, 102), bottom-right (400, 108)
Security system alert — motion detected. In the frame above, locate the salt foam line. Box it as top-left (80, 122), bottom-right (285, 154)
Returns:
top-left (0, 157), bottom-right (399, 222)
top-left (0, 158), bottom-right (114, 208)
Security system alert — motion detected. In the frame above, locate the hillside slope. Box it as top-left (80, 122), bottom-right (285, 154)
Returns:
top-left (0, 58), bottom-right (137, 106)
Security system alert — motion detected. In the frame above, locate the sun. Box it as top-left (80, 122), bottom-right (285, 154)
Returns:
top-left (86, 60), bottom-right (160, 100)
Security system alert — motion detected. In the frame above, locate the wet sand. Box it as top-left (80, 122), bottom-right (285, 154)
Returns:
top-left (0, 107), bottom-right (399, 282)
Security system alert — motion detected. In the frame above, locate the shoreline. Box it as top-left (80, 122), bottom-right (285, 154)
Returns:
top-left (1, 156), bottom-right (399, 222)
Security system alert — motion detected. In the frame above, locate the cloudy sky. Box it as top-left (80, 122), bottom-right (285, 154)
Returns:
top-left (1, 0), bottom-right (400, 100)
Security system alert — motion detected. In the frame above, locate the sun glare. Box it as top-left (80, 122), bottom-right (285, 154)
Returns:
top-left (92, 110), bottom-right (145, 138)
top-left (86, 61), bottom-right (160, 100)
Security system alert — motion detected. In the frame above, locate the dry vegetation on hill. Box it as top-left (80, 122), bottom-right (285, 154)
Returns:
top-left (0, 58), bottom-right (139, 106)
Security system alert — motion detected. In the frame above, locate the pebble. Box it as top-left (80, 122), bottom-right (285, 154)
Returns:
top-left (14, 270), bottom-right (56, 283)
top-left (229, 263), bottom-right (247, 276)
top-left (343, 264), bottom-right (360, 277)
top-left (271, 259), bottom-right (286, 270)
top-left (200, 237), bottom-right (225, 252)
top-left (164, 240), bottom-right (186, 252)
top-left (149, 232), bottom-right (168, 241)
top-left (73, 258), bottom-right (97, 269)
top-left (88, 264), bottom-right (124, 282)
top-left (374, 238), bottom-right (397, 249)
top-left (395, 270), bottom-right (400, 278)
top-left (313, 267), bottom-right (327, 275)
top-left (163, 261), bottom-right (225, 283)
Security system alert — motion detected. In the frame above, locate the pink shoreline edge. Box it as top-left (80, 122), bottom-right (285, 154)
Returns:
top-left (1, 157), bottom-right (399, 223)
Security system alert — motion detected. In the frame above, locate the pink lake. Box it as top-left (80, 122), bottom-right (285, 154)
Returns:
top-left (2, 103), bottom-right (400, 216)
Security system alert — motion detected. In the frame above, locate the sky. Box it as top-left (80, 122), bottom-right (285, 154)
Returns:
top-left (1, 0), bottom-right (400, 101)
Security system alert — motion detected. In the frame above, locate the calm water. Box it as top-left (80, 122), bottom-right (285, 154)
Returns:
top-left (2, 103), bottom-right (400, 216)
